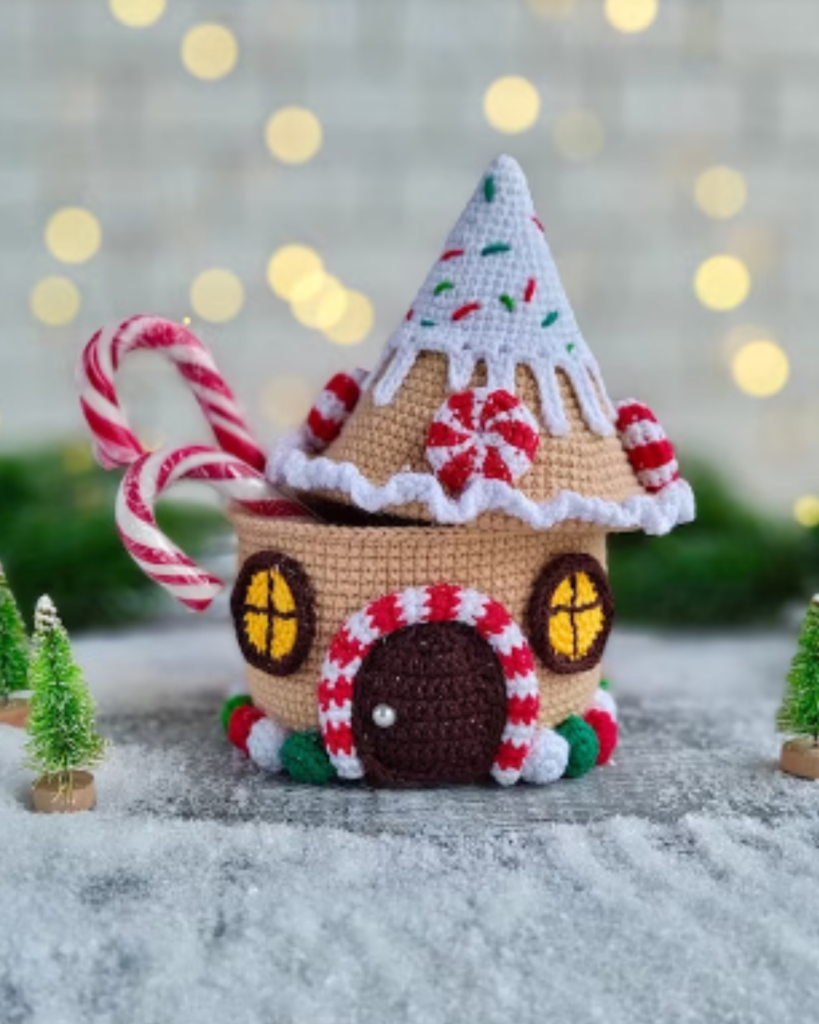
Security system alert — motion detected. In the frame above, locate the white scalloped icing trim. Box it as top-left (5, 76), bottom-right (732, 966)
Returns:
top-left (268, 433), bottom-right (695, 536)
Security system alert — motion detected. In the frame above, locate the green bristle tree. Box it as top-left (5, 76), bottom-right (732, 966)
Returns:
top-left (25, 595), bottom-right (107, 791)
top-left (777, 595), bottom-right (819, 742)
top-left (0, 566), bottom-right (30, 705)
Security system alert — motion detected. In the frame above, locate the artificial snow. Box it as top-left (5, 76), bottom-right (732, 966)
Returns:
top-left (1, 623), bottom-right (818, 1024)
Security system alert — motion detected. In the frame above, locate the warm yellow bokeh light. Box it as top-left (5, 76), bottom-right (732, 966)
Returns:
top-left (263, 375), bottom-right (314, 427)
top-left (731, 340), bottom-right (789, 397)
top-left (189, 269), bottom-right (245, 323)
top-left (292, 275), bottom-right (348, 331)
top-left (722, 323), bottom-right (768, 366)
top-left (483, 77), bottom-right (541, 135)
top-left (324, 291), bottom-right (374, 345)
top-left (604, 0), bottom-right (658, 34)
top-left (694, 166), bottom-right (747, 220)
top-left (45, 208), bottom-right (101, 265)
top-left (109, 0), bottom-right (166, 28)
top-left (181, 24), bottom-right (239, 81)
top-left (267, 245), bottom-right (324, 301)
top-left (265, 107), bottom-right (323, 164)
top-left (289, 270), bottom-right (327, 305)
top-left (694, 255), bottom-right (751, 311)
top-left (527, 0), bottom-right (577, 19)
top-left (794, 495), bottom-right (819, 528)
top-left (552, 110), bottom-right (605, 162)
top-left (30, 277), bottom-right (81, 326)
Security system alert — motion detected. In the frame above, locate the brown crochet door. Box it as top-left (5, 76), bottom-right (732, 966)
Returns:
top-left (351, 621), bottom-right (507, 786)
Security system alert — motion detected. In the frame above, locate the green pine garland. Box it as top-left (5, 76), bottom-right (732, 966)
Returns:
top-left (777, 596), bottom-right (819, 741)
top-left (0, 567), bottom-right (29, 704)
top-left (25, 596), bottom-right (107, 788)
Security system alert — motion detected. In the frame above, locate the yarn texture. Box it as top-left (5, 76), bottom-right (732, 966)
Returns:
top-left (521, 727), bottom-right (570, 785)
top-left (556, 714), bottom-right (600, 778)
top-left (281, 731), bottom-right (335, 785)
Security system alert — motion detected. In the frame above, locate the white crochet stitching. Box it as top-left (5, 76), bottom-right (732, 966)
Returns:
top-left (269, 442), bottom-right (695, 536)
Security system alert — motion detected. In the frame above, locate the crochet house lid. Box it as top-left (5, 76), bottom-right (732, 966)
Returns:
top-left (270, 155), bottom-right (694, 535)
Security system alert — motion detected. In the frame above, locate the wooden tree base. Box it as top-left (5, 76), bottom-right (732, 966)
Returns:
top-left (780, 738), bottom-right (819, 780)
top-left (32, 771), bottom-right (96, 813)
top-left (0, 698), bottom-right (29, 729)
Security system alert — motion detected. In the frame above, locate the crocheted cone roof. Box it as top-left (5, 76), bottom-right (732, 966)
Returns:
top-left (270, 156), bottom-right (694, 535)
top-left (375, 154), bottom-right (612, 436)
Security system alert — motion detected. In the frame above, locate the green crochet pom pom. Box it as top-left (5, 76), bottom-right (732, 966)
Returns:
top-left (220, 694), bottom-right (253, 733)
top-left (281, 731), bottom-right (335, 785)
top-left (599, 677), bottom-right (611, 691)
top-left (556, 715), bottom-right (600, 779)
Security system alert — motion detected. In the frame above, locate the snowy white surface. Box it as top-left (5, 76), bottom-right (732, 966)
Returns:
top-left (1, 624), bottom-right (818, 1024)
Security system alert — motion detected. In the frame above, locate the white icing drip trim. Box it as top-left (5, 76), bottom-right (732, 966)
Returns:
top-left (371, 325), bottom-right (616, 438)
top-left (268, 444), bottom-right (695, 536)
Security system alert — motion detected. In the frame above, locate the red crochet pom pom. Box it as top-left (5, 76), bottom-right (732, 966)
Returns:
top-left (227, 703), bottom-right (264, 755)
top-left (585, 709), bottom-right (618, 765)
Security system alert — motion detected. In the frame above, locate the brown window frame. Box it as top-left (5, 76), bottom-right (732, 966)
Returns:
top-left (526, 553), bottom-right (614, 674)
top-left (231, 551), bottom-right (316, 677)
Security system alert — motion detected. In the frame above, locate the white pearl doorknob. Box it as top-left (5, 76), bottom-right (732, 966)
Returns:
top-left (372, 703), bottom-right (397, 728)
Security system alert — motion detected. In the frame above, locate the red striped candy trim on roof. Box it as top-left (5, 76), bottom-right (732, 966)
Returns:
top-left (318, 585), bottom-right (540, 786)
top-left (616, 399), bottom-right (680, 494)
top-left (304, 369), bottom-right (368, 453)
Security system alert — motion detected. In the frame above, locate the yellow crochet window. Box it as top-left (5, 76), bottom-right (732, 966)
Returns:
top-left (230, 551), bottom-right (316, 676)
top-left (526, 554), bottom-right (614, 674)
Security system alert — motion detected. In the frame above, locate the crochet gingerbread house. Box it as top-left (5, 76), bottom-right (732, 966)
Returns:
top-left (227, 155), bottom-right (694, 787)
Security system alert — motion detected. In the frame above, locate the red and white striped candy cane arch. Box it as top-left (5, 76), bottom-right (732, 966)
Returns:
top-left (318, 584), bottom-right (540, 786)
top-left (117, 445), bottom-right (308, 611)
top-left (78, 314), bottom-right (266, 472)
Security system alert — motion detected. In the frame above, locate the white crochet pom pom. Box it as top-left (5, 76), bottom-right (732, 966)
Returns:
top-left (521, 728), bottom-right (569, 785)
top-left (593, 688), bottom-right (618, 722)
top-left (246, 717), bottom-right (288, 773)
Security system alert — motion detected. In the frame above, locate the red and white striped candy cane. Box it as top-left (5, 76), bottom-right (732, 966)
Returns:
top-left (117, 445), bottom-right (309, 611)
top-left (304, 369), bottom-right (368, 452)
top-left (78, 315), bottom-right (266, 472)
top-left (616, 400), bottom-right (680, 494)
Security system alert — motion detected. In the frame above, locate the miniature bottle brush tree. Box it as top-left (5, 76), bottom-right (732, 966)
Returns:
top-left (0, 565), bottom-right (30, 728)
top-left (778, 594), bottom-right (819, 779)
top-left (25, 595), bottom-right (107, 812)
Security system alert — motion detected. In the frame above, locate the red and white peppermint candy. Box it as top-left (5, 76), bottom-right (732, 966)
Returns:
top-left (79, 315), bottom-right (266, 472)
top-left (117, 445), bottom-right (309, 612)
top-left (318, 584), bottom-right (540, 786)
top-left (425, 388), bottom-right (540, 494)
top-left (304, 369), bottom-right (367, 452)
top-left (616, 399), bottom-right (680, 494)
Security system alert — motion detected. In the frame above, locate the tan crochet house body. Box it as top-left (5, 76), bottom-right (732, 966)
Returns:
top-left (228, 155), bottom-right (694, 788)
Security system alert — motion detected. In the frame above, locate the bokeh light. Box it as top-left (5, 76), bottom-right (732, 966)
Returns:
top-left (267, 245), bottom-right (324, 301)
top-left (694, 255), bottom-right (751, 311)
top-left (263, 375), bottom-right (314, 427)
top-left (181, 24), bottom-right (239, 81)
top-left (731, 340), bottom-right (789, 397)
top-left (483, 77), bottom-right (541, 135)
top-left (189, 269), bottom-right (244, 323)
top-left (527, 0), bottom-right (576, 19)
top-left (604, 0), bottom-right (658, 34)
top-left (45, 208), bottom-right (101, 265)
top-left (265, 107), bottom-right (323, 164)
top-left (30, 277), bottom-right (81, 326)
top-left (694, 166), bottom-right (747, 220)
top-left (794, 496), bottom-right (819, 528)
top-left (552, 110), bottom-right (605, 161)
top-left (292, 274), bottom-right (348, 331)
top-left (109, 0), bottom-right (166, 28)
top-left (324, 291), bottom-right (374, 345)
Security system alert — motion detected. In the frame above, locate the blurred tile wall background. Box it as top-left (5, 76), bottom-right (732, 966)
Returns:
top-left (1, 0), bottom-right (818, 519)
